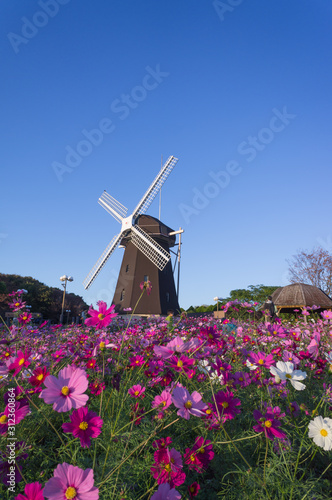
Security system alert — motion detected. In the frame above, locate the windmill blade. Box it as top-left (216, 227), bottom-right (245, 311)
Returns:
top-left (132, 156), bottom-right (178, 218)
top-left (98, 191), bottom-right (128, 224)
top-left (131, 225), bottom-right (170, 271)
top-left (83, 233), bottom-right (122, 289)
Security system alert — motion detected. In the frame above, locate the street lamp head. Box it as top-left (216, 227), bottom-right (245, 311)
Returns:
top-left (214, 297), bottom-right (223, 301)
top-left (68, 276), bottom-right (74, 282)
top-left (60, 275), bottom-right (74, 282)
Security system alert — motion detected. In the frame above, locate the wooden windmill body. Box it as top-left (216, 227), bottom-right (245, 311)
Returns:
top-left (83, 156), bottom-right (181, 315)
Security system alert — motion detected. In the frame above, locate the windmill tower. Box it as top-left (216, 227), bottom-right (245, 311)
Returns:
top-left (83, 156), bottom-right (181, 315)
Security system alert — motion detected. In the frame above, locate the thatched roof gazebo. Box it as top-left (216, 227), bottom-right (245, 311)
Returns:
top-left (271, 283), bottom-right (332, 315)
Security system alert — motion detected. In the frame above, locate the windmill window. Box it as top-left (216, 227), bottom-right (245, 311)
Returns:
top-left (120, 289), bottom-right (125, 301)
top-left (166, 292), bottom-right (170, 303)
top-left (125, 265), bottom-right (129, 273)
top-left (144, 275), bottom-right (149, 282)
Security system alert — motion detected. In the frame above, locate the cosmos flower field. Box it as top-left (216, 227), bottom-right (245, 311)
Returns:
top-left (1, 292), bottom-right (332, 499)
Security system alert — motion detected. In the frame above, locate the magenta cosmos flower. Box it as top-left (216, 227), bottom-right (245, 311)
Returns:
top-left (212, 390), bottom-right (241, 424)
top-left (171, 385), bottom-right (207, 420)
top-left (40, 365), bottom-right (88, 413)
top-left (8, 350), bottom-right (31, 376)
top-left (253, 407), bottom-right (286, 440)
top-left (85, 301), bottom-right (117, 329)
top-left (0, 399), bottom-right (30, 435)
top-left (62, 407), bottom-right (103, 448)
top-left (43, 463), bottom-right (99, 500)
top-left (247, 351), bottom-right (275, 369)
top-left (128, 384), bottom-right (146, 398)
top-left (15, 482), bottom-right (44, 500)
top-left (150, 447), bottom-right (186, 488)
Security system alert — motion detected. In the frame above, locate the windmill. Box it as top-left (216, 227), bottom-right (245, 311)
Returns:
top-left (83, 155), bottom-right (181, 315)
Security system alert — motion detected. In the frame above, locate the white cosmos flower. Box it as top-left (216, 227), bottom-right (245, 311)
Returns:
top-left (308, 416), bottom-right (332, 451)
top-left (246, 359), bottom-right (257, 371)
top-left (270, 361), bottom-right (307, 390)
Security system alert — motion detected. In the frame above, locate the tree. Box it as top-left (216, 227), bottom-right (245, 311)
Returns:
top-left (287, 247), bottom-right (332, 296)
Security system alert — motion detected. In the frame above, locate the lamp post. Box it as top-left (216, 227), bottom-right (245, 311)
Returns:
top-left (213, 297), bottom-right (223, 312)
top-left (59, 275), bottom-right (73, 324)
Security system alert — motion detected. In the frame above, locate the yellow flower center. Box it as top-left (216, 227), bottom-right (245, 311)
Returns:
top-left (162, 401), bottom-right (166, 406)
top-left (15, 302), bottom-right (20, 307)
top-left (177, 360), bottom-right (183, 368)
top-left (98, 313), bottom-right (105, 320)
top-left (320, 428), bottom-right (328, 437)
top-left (206, 409), bottom-right (212, 415)
top-left (19, 358), bottom-right (25, 366)
top-left (134, 391), bottom-right (139, 396)
top-left (190, 454), bottom-right (196, 462)
top-left (5, 352), bottom-right (10, 357)
top-left (61, 386), bottom-right (70, 396)
top-left (99, 341), bottom-right (105, 349)
top-left (184, 400), bottom-right (192, 409)
top-left (258, 359), bottom-right (264, 365)
top-left (164, 463), bottom-right (171, 472)
top-left (265, 420), bottom-right (272, 428)
top-left (65, 487), bottom-right (77, 499)
top-left (36, 374), bottom-right (44, 381)
top-left (79, 421), bottom-right (88, 430)
top-left (286, 374), bottom-right (292, 379)
top-left (239, 377), bottom-right (243, 381)
top-left (23, 316), bottom-right (27, 320)
top-left (222, 402), bottom-right (229, 408)
top-left (199, 447), bottom-right (205, 454)
top-left (0, 415), bottom-right (8, 424)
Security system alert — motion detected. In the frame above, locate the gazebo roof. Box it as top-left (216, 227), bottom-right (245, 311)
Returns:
top-left (272, 283), bottom-right (332, 309)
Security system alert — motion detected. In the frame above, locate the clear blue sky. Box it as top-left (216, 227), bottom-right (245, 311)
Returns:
top-left (1, 0), bottom-right (332, 309)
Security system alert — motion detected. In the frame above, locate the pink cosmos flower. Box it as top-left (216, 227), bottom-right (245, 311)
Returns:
top-left (167, 355), bottom-right (195, 377)
top-left (154, 336), bottom-right (199, 359)
top-left (152, 390), bottom-right (172, 410)
top-left (307, 332), bottom-right (320, 359)
top-left (8, 298), bottom-right (26, 311)
top-left (8, 350), bottom-right (31, 376)
top-left (150, 447), bottom-right (186, 488)
top-left (253, 407), bottom-right (286, 440)
top-left (153, 437), bottom-right (172, 450)
top-left (247, 351), bottom-right (275, 369)
top-left (62, 407), bottom-right (103, 448)
top-left (151, 483), bottom-right (181, 500)
top-left (282, 350), bottom-right (300, 367)
top-left (18, 312), bottom-right (32, 325)
top-left (184, 437), bottom-right (214, 471)
top-left (128, 384), bottom-right (146, 398)
top-left (211, 390), bottom-right (241, 423)
top-left (129, 355), bottom-right (145, 367)
top-left (321, 310), bottom-right (332, 320)
top-left (85, 301), bottom-right (117, 329)
top-left (0, 399), bottom-right (30, 435)
top-left (43, 463), bottom-right (99, 500)
top-left (171, 385), bottom-right (207, 420)
top-left (89, 380), bottom-right (105, 395)
top-left (15, 482), bottom-right (44, 500)
top-left (188, 482), bottom-right (201, 498)
top-left (140, 280), bottom-right (152, 295)
top-left (40, 365), bottom-right (89, 413)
